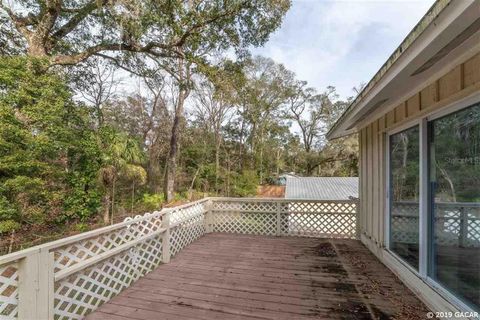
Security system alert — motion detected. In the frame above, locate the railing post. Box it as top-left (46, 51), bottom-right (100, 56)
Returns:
top-left (276, 202), bottom-right (282, 236)
top-left (205, 199), bottom-right (213, 233)
top-left (18, 248), bottom-right (54, 320)
top-left (162, 211), bottom-right (171, 263)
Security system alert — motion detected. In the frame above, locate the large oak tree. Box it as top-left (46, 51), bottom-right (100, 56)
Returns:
top-left (1, 0), bottom-right (290, 66)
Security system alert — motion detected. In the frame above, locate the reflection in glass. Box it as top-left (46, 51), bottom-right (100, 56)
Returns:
top-left (390, 126), bottom-right (420, 269)
top-left (429, 103), bottom-right (480, 310)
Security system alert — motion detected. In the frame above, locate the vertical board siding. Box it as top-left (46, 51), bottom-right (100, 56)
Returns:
top-left (378, 117), bottom-right (386, 245)
top-left (358, 131), bottom-right (364, 235)
top-left (357, 52), bottom-right (480, 246)
top-left (361, 128), bottom-right (368, 237)
top-left (407, 94), bottom-right (421, 117)
top-left (386, 109), bottom-right (395, 127)
top-left (367, 124), bottom-right (374, 237)
top-left (372, 120), bottom-right (379, 242)
top-left (394, 103), bottom-right (407, 123)
top-left (464, 53), bottom-right (480, 87)
top-left (420, 83), bottom-right (437, 109)
top-left (438, 65), bottom-right (462, 100)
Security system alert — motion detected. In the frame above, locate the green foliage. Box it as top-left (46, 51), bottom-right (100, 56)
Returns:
top-left (121, 164), bottom-right (147, 186)
top-left (173, 192), bottom-right (188, 202)
top-left (2, 0), bottom-right (290, 68)
top-left (0, 56), bottom-right (102, 228)
top-left (232, 170), bottom-right (258, 197)
top-left (0, 220), bottom-right (20, 234)
top-left (0, 195), bottom-right (17, 221)
top-left (141, 193), bottom-right (165, 211)
top-left (74, 223), bottom-right (90, 233)
top-left (62, 172), bottom-right (102, 222)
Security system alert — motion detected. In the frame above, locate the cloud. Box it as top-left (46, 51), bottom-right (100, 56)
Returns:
top-left (253, 0), bottom-right (435, 99)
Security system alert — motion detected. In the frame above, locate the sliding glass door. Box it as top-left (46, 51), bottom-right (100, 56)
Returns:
top-left (429, 103), bottom-right (480, 310)
top-left (389, 126), bottom-right (420, 269)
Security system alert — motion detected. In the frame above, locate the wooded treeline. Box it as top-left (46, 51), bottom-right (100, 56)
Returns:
top-left (0, 0), bottom-right (358, 250)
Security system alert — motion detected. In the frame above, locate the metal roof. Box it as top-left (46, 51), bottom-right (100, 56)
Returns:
top-left (285, 177), bottom-right (358, 200)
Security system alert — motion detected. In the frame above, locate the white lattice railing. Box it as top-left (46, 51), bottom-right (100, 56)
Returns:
top-left (0, 197), bottom-right (357, 320)
top-left (391, 201), bottom-right (480, 247)
top-left (210, 198), bottom-right (357, 238)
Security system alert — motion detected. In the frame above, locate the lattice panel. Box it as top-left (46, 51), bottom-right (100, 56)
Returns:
top-left (54, 235), bottom-right (163, 320)
top-left (53, 212), bottom-right (163, 273)
top-left (169, 202), bottom-right (206, 226)
top-left (212, 211), bottom-right (277, 235)
top-left (211, 200), bottom-right (357, 238)
top-left (434, 217), bottom-right (460, 247)
top-left (283, 212), bottom-right (356, 238)
top-left (170, 213), bottom-right (206, 257)
top-left (391, 202), bottom-right (419, 217)
top-left (285, 201), bottom-right (356, 238)
top-left (0, 263), bottom-right (18, 320)
top-left (212, 201), bottom-right (277, 213)
top-left (391, 203), bottom-right (480, 247)
top-left (288, 201), bottom-right (356, 215)
top-left (467, 214), bottom-right (480, 247)
top-left (391, 215), bottom-right (419, 244)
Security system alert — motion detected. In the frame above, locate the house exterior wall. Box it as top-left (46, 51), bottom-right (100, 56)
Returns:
top-left (358, 51), bottom-right (480, 315)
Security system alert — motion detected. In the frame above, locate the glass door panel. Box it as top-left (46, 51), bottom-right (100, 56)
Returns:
top-left (429, 103), bottom-right (480, 310)
top-left (390, 126), bottom-right (420, 269)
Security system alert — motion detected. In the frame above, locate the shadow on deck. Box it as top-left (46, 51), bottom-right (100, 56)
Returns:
top-left (86, 233), bottom-right (429, 320)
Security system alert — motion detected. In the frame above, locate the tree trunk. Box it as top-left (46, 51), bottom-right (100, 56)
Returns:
top-left (110, 178), bottom-right (116, 225)
top-left (306, 162), bottom-right (313, 176)
top-left (215, 133), bottom-right (220, 193)
top-left (131, 182), bottom-right (135, 213)
top-left (250, 122), bottom-right (257, 170)
top-left (276, 149), bottom-right (280, 177)
top-left (8, 230), bottom-right (15, 254)
top-left (102, 194), bottom-right (111, 224)
top-left (148, 148), bottom-right (162, 194)
top-left (259, 142), bottom-right (264, 184)
top-left (239, 118), bottom-right (245, 171)
top-left (163, 48), bottom-right (191, 203)
top-left (164, 88), bottom-right (187, 202)
top-left (226, 157), bottom-right (231, 196)
top-left (27, 36), bottom-right (48, 58)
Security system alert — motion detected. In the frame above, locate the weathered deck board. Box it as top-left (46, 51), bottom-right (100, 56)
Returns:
top-left (86, 233), bottom-right (429, 320)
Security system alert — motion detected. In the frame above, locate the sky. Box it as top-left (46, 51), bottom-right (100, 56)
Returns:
top-left (253, 0), bottom-right (436, 100)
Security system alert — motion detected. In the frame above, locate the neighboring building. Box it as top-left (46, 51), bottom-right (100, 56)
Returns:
top-left (285, 177), bottom-right (358, 200)
top-left (328, 0), bottom-right (480, 316)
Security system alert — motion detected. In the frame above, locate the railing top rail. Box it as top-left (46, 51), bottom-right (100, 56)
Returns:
top-left (166, 198), bottom-right (209, 210)
top-left (209, 197), bottom-right (357, 203)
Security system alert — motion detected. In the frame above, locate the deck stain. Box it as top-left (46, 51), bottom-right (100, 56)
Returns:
top-left (314, 242), bottom-right (337, 257)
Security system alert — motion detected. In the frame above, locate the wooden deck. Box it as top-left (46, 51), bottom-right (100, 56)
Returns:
top-left (86, 234), bottom-right (429, 320)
